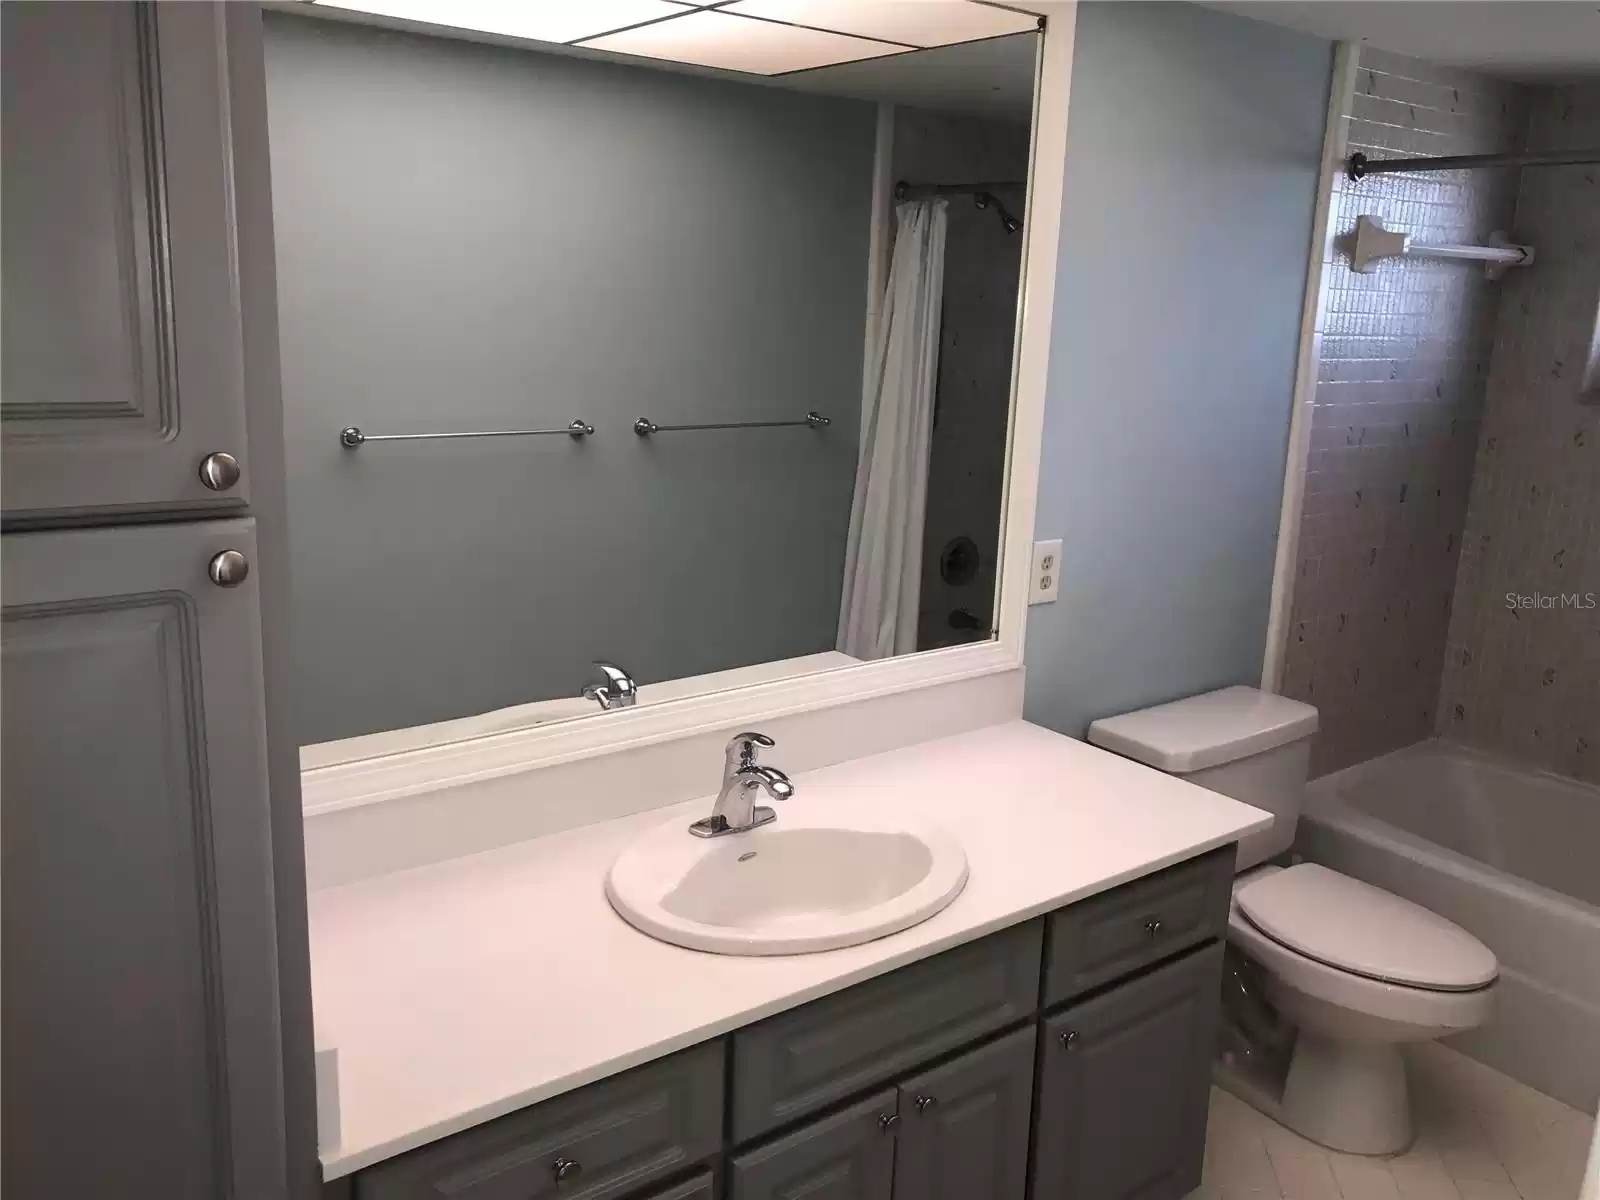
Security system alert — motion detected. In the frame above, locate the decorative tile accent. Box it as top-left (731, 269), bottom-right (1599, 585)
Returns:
top-left (1281, 49), bottom-right (1528, 778)
top-left (1437, 84), bottom-right (1600, 784)
top-left (1195, 1045), bottom-right (1594, 1200)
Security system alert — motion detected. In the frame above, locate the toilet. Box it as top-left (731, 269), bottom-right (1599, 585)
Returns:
top-left (1088, 686), bottom-right (1497, 1156)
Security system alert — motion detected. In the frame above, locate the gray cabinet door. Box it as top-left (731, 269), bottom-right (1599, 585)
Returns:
top-left (641, 1170), bottom-right (717, 1200)
top-left (1, 519), bottom-right (286, 1198)
top-left (1032, 941), bottom-right (1223, 1200)
top-left (729, 1090), bottom-right (898, 1200)
top-left (892, 1026), bottom-right (1036, 1200)
top-left (1, 1), bottom-right (251, 521)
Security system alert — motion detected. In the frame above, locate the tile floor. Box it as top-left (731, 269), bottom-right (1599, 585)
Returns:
top-left (1197, 1046), bottom-right (1595, 1200)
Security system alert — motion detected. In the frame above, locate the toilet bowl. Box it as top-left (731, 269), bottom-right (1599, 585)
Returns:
top-left (1227, 864), bottom-right (1496, 1153)
top-left (1087, 687), bottom-right (1499, 1156)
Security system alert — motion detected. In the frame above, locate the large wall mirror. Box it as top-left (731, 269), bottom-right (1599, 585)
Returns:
top-left (265, 1), bottom-right (1043, 769)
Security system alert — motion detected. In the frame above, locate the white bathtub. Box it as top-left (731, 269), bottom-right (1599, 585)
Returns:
top-left (1300, 739), bottom-right (1600, 1111)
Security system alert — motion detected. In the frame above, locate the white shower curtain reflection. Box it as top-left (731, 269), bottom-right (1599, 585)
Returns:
top-left (837, 198), bottom-right (948, 660)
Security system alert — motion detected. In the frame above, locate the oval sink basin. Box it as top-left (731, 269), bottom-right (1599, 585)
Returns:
top-left (606, 817), bottom-right (969, 955)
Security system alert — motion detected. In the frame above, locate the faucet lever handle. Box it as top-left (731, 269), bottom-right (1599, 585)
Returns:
top-left (726, 731), bottom-right (775, 767)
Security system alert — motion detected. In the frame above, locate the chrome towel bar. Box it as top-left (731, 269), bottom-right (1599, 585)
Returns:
top-left (339, 419), bottom-right (594, 447)
top-left (633, 412), bottom-right (830, 436)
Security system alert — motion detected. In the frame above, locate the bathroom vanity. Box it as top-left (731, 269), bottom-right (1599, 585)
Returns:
top-left (310, 722), bottom-right (1271, 1200)
top-left (331, 846), bottom-right (1233, 1200)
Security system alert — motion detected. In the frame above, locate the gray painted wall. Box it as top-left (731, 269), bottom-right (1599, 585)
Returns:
top-left (1024, 2), bottom-right (1331, 737)
top-left (263, 14), bottom-right (873, 743)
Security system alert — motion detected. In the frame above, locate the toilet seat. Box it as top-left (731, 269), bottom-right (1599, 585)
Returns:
top-left (1235, 864), bottom-right (1497, 992)
top-left (1228, 898), bottom-right (1496, 1039)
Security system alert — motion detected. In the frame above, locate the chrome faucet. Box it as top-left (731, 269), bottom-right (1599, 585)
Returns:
top-left (582, 661), bottom-right (638, 711)
top-left (689, 732), bottom-right (794, 838)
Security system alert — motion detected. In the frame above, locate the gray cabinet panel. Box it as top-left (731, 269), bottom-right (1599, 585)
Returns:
top-left (1032, 941), bottom-right (1224, 1200)
top-left (893, 1026), bottom-right (1036, 1200)
top-left (1, 1), bottom-right (250, 520)
top-left (732, 921), bottom-right (1041, 1141)
top-left (642, 1169), bottom-right (717, 1200)
top-left (1, 519), bottom-right (286, 1198)
top-left (729, 1090), bottom-right (897, 1200)
top-left (1044, 848), bottom-right (1231, 1006)
top-left (355, 1042), bottom-right (723, 1200)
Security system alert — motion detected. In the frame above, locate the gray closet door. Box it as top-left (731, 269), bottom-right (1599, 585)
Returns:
top-left (1, 1), bottom-right (251, 521)
top-left (1031, 942), bottom-right (1223, 1200)
top-left (892, 1026), bottom-right (1037, 1200)
top-left (729, 1090), bottom-right (898, 1200)
top-left (1, 519), bottom-right (287, 1198)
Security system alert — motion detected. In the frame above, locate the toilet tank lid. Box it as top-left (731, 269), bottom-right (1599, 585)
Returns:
top-left (1086, 686), bottom-right (1318, 773)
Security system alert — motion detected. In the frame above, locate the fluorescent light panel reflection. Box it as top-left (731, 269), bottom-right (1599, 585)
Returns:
top-left (581, 9), bottom-right (904, 74)
top-left (722, 0), bottom-right (1038, 48)
top-left (310, 0), bottom-right (685, 44)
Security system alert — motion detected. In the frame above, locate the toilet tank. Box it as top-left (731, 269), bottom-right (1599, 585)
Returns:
top-left (1086, 686), bottom-right (1319, 870)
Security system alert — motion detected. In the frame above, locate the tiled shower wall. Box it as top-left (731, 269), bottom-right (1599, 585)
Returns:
top-left (1438, 84), bottom-right (1600, 784)
top-left (1280, 48), bottom-right (1527, 777)
top-left (891, 108), bottom-right (1030, 652)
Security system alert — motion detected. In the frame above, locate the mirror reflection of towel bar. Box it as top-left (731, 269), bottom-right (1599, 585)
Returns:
top-left (339, 419), bottom-right (594, 447)
top-left (633, 412), bottom-right (830, 436)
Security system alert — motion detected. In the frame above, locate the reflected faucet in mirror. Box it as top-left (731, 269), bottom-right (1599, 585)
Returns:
top-left (582, 661), bottom-right (638, 711)
top-left (690, 732), bottom-right (794, 838)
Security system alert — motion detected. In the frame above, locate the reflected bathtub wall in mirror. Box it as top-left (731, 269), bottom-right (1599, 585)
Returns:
top-left (263, 3), bottom-right (1039, 762)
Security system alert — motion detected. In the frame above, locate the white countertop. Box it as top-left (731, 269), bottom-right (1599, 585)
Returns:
top-left (310, 720), bottom-right (1273, 1179)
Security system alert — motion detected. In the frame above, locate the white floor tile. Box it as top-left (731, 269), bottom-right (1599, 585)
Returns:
top-left (1329, 1153), bottom-right (1405, 1200)
top-left (1266, 1140), bottom-right (1344, 1200)
top-left (1388, 1152), bottom-right (1466, 1200)
top-left (1201, 1046), bottom-right (1593, 1200)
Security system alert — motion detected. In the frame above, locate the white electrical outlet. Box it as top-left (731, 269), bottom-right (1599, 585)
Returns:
top-left (1030, 539), bottom-right (1062, 605)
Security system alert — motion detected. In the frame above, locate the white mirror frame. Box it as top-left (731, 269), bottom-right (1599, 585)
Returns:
top-left (300, 1), bottom-right (1078, 816)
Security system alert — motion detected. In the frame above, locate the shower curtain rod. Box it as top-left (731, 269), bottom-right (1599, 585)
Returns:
top-left (1348, 148), bottom-right (1600, 179)
top-left (895, 180), bottom-right (1024, 199)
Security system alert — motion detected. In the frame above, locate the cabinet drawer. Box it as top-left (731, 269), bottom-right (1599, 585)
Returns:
top-left (731, 921), bottom-right (1041, 1142)
top-left (1043, 847), bottom-right (1231, 1007)
top-left (355, 1042), bottom-right (723, 1200)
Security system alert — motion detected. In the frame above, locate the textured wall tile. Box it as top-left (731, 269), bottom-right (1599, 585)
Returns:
top-left (1437, 85), bottom-right (1600, 784)
top-left (1282, 49), bottom-right (1527, 778)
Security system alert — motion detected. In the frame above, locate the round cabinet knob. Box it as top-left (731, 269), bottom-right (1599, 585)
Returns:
top-left (1144, 917), bottom-right (1164, 937)
top-left (207, 549), bottom-right (250, 588)
top-left (551, 1157), bottom-right (582, 1182)
top-left (878, 1113), bottom-right (901, 1134)
top-left (915, 1094), bottom-right (938, 1114)
top-left (1060, 1029), bottom-right (1079, 1050)
top-left (198, 451), bottom-right (241, 491)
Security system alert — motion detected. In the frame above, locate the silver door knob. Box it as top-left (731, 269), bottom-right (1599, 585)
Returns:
top-left (551, 1157), bottom-right (581, 1182)
top-left (878, 1112), bottom-right (901, 1133)
top-left (915, 1094), bottom-right (938, 1114)
top-left (198, 451), bottom-right (241, 491)
top-left (1060, 1030), bottom-right (1079, 1050)
top-left (1144, 917), bottom-right (1164, 937)
top-left (207, 549), bottom-right (250, 587)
